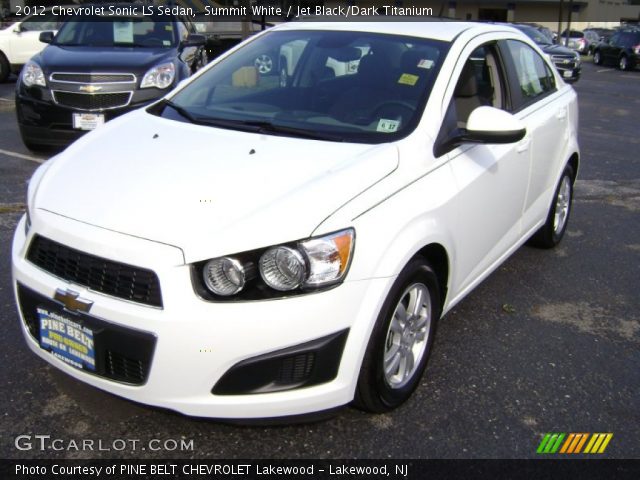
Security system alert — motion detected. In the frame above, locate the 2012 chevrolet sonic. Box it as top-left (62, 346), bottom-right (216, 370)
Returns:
top-left (13, 21), bottom-right (579, 419)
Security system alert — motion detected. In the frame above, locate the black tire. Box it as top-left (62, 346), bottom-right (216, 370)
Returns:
top-left (619, 55), bottom-right (630, 71)
top-left (593, 50), bottom-right (602, 66)
top-left (0, 52), bottom-right (10, 83)
top-left (529, 165), bottom-right (575, 249)
top-left (354, 256), bottom-right (441, 413)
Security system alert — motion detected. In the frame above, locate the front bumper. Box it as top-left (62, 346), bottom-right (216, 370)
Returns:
top-left (15, 87), bottom-right (164, 147)
top-left (12, 211), bottom-right (391, 418)
top-left (553, 63), bottom-right (581, 82)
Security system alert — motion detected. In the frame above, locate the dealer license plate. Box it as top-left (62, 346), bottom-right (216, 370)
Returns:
top-left (38, 307), bottom-right (96, 371)
top-left (563, 70), bottom-right (573, 79)
top-left (72, 113), bottom-right (104, 131)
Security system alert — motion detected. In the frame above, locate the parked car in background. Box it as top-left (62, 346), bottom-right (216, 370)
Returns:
top-left (513, 23), bottom-right (581, 82)
top-left (13, 22), bottom-right (579, 419)
top-left (584, 27), bottom-right (616, 55)
top-left (0, 8), bottom-right (64, 82)
top-left (560, 29), bottom-right (590, 54)
top-left (15, 11), bottom-right (206, 150)
top-left (593, 27), bottom-right (640, 70)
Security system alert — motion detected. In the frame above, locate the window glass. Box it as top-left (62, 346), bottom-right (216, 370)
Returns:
top-left (162, 30), bottom-right (449, 144)
top-left (504, 40), bottom-right (555, 105)
top-left (20, 12), bottom-right (58, 32)
top-left (447, 44), bottom-right (506, 129)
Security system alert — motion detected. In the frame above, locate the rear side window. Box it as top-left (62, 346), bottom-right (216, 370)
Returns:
top-left (503, 40), bottom-right (556, 110)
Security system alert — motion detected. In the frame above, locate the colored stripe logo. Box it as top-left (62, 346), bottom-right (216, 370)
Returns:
top-left (537, 433), bottom-right (613, 454)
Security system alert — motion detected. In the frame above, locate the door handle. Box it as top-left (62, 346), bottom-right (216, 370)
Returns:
top-left (516, 136), bottom-right (531, 154)
top-left (556, 109), bottom-right (567, 120)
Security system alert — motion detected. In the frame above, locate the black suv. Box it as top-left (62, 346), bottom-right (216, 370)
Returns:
top-left (593, 28), bottom-right (640, 71)
top-left (16, 11), bottom-right (205, 150)
top-left (512, 24), bottom-right (581, 83)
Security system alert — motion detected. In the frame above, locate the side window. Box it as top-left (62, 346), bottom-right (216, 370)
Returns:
top-left (435, 43), bottom-right (508, 155)
top-left (504, 40), bottom-right (556, 109)
top-left (609, 33), bottom-right (620, 46)
top-left (447, 44), bottom-right (506, 129)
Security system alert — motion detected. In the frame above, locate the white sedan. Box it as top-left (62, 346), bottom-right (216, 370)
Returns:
top-left (13, 21), bottom-right (579, 419)
top-left (0, 9), bottom-right (61, 82)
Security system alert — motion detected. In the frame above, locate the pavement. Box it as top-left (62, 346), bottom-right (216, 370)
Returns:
top-left (0, 61), bottom-right (638, 460)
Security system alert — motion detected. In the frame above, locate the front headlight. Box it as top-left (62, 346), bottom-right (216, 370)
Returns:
top-left (195, 228), bottom-right (355, 300)
top-left (22, 61), bottom-right (46, 87)
top-left (140, 62), bottom-right (175, 89)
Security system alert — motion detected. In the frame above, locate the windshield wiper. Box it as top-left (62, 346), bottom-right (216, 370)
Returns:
top-left (161, 104), bottom-right (343, 141)
top-left (205, 118), bottom-right (344, 142)
top-left (163, 100), bottom-right (200, 124)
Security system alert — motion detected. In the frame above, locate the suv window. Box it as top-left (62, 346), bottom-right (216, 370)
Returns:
top-left (503, 40), bottom-right (555, 110)
top-left (617, 32), bottom-right (640, 48)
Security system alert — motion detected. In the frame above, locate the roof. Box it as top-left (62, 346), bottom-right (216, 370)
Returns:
top-left (272, 20), bottom-right (520, 43)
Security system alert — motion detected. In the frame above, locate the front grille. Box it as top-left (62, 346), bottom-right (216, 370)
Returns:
top-left (17, 283), bottom-right (156, 385)
top-left (51, 73), bottom-right (136, 83)
top-left (27, 235), bottom-right (163, 308)
top-left (52, 91), bottom-right (132, 111)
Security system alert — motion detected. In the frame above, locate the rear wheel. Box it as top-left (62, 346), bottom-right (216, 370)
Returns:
top-left (354, 257), bottom-right (440, 413)
top-left (593, 50), bottom-right (602, 65)
top-left (619, 55), bottom-right (630, 71)
top-left (529, 165), bottom-right (575, 249)
top-left (0, 52), bottom-right (9, 83)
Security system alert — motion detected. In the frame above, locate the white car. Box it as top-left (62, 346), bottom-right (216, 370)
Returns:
top-left (13, 21), bottom-right (579, 419)
top-left (0, 10), bottom-right (62, 82)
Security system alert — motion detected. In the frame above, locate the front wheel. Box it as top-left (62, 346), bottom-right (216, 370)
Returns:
top-left (529, 165), bottom-right (575, 249)
top-left (354, 257), bottom-right (440, 413)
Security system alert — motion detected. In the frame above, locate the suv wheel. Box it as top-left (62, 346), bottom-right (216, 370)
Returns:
top-left (0, 52), bottom-right (9, 83)
top-left (619, 55), bottom-right (630, 71)
top-left (593, 50), bottom-right (602, 65)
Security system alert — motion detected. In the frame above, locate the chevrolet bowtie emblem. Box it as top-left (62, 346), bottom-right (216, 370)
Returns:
top-left (54, 289), bottom-right (93, 313)
top-left (79, 85), bottom-right (102, 93)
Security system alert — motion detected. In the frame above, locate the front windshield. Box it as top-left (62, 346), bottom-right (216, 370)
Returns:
top-left (162, 29), bottom-right (448, 143)
top-left (54, 17), bottom-right (178, 48)
top-left (519, 26), bottom-right (552, 45)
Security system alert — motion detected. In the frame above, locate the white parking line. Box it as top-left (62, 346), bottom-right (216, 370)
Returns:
top-left (596, 69), bottom-right (614, 73)
top-left (0, 97), bottom-right (13, 102)
top-left (0, 148), bottom-right (45, 164)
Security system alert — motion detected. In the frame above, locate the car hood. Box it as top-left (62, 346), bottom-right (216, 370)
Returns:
top-left (35, 110), bottom-right (398, 263)
top-left (540, 44), bottom-right (577, 56)
top-left (35, 45), bottom-right (176, 73)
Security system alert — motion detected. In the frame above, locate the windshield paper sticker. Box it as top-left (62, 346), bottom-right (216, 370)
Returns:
top-left (418, 59), bottom-right (434, 69)
top-left (377, 119), bottom-right (400, 133)
top-left (113, 21), bottom-right (134, 43)
top-left (398, 73), bottom-right (419, 86)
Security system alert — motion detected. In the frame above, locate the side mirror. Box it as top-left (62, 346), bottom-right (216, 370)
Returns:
top-left (181, 34), bottom-right (206, 48)
top-left (464, 106), bottom-right (526, 144)
top-left (39, 31), bottom-right (54, 44)
top-left (434, 106), bottom-right (526, 157)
